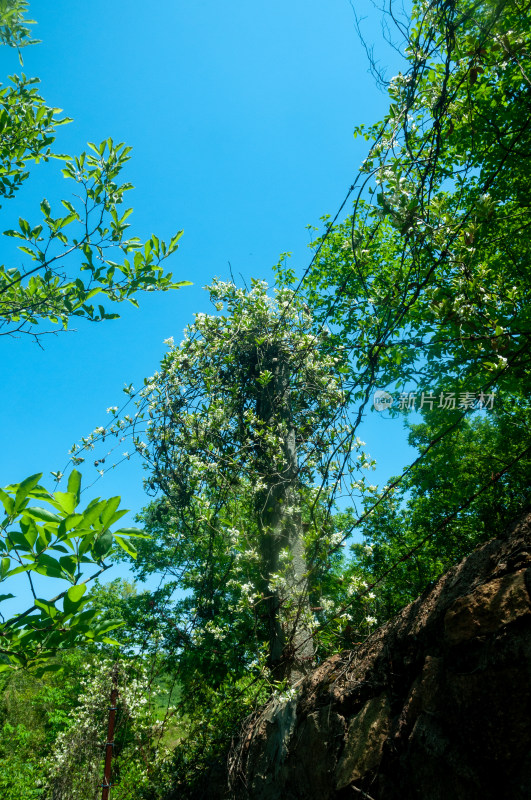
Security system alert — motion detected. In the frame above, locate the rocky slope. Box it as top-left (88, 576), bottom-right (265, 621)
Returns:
top-left (228, 511), bottom-right (531, 800)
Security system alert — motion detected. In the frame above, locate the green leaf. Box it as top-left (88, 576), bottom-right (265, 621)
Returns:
top-left (57, 513), bottom-right (83, 537)
top-left (18, 217), bottom-right (31, 235)
top-left (3, 229), bottom-right (25, 239)
top-left (80, 499), bottom-right (106, 527)
top-left (103, 507), bottom-right (128, 527)
top-left (100, 496), bottom-right (121, 527)
top-left (32, 553), bottom-right (63, 578)
top-left (17, 245), bottom-right (36, 256)
top-left (169, 229), bottom-right (184, 252)
top-left (67, 470), bottom-right (82, 505)
top-left (6, 531), bottom-right (32, 551)
top-left (63, 583), bottom-right (86, 615)
top-left (4, 564), bottom-right (35, 578)
top-left (32, 663), bottom-right (63, 678)
top-left (59, 554), bottom-right (77, 576)
top-left (35, 525), bottom-right (53, 554)
top-left (14, 473), bottom-right (43, 513)
top-left (92, 618), bottom-right (124, 635)
top-left (67, 583), bottom-right (86, 604)
top-left (0, 488), bottom-right (14, 516)
top-left (53, 491), bottom-right (76, 515)
top-left (113, 527), bottom-right (149, 538)
top-left (25, 506), bottom-right (61, 523)
top-left (21, 521), bottom-right (39, 549)
top-left (34, 598), bottom-right (58, 618)
top-left (93, 529), bottom-right (113, 558)
top-left (113, 535), bottom-right (137, 559)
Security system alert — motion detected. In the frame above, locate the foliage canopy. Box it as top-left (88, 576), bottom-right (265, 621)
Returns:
top-left (0, 0), bottom-right (190, 340)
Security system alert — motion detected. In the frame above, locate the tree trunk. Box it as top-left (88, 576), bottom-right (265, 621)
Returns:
top-left (255, 350), bottom-right (314, 684)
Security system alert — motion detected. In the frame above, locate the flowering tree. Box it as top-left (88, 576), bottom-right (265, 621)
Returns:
top-left (42, 657), bottom-right (170, 800)
top-left (85, 280), bottom-right (375, 684)
top-left (142, 280), bottom-right (367, 682)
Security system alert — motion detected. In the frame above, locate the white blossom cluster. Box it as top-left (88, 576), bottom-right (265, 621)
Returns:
top-left (42, 659), bottom-right (171, 800)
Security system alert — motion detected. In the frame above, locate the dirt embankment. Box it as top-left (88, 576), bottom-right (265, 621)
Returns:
top-left (229, 511), bottom-right (531, 800)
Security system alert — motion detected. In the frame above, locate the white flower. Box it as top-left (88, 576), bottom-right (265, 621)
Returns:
top-left (163, 336), bottom-right (174, 347)
top-left (106, 406), bottom-right (118, 415)
top-left (366, 615), bottom-right (377, 626)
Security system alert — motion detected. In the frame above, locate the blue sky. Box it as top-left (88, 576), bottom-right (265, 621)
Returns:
top-left (1, 0), bottom-right (418, 604)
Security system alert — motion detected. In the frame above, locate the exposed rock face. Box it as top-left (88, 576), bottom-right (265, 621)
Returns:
top-left (229, 511), bottom-right (531, 800)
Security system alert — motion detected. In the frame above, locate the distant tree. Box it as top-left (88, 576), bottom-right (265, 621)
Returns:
top-left (0, 651), bottom-right (170, 800)
top-left (351, 406), bottom-right (531, 625)
top-left (0, 0), bottom-right (189, 341)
